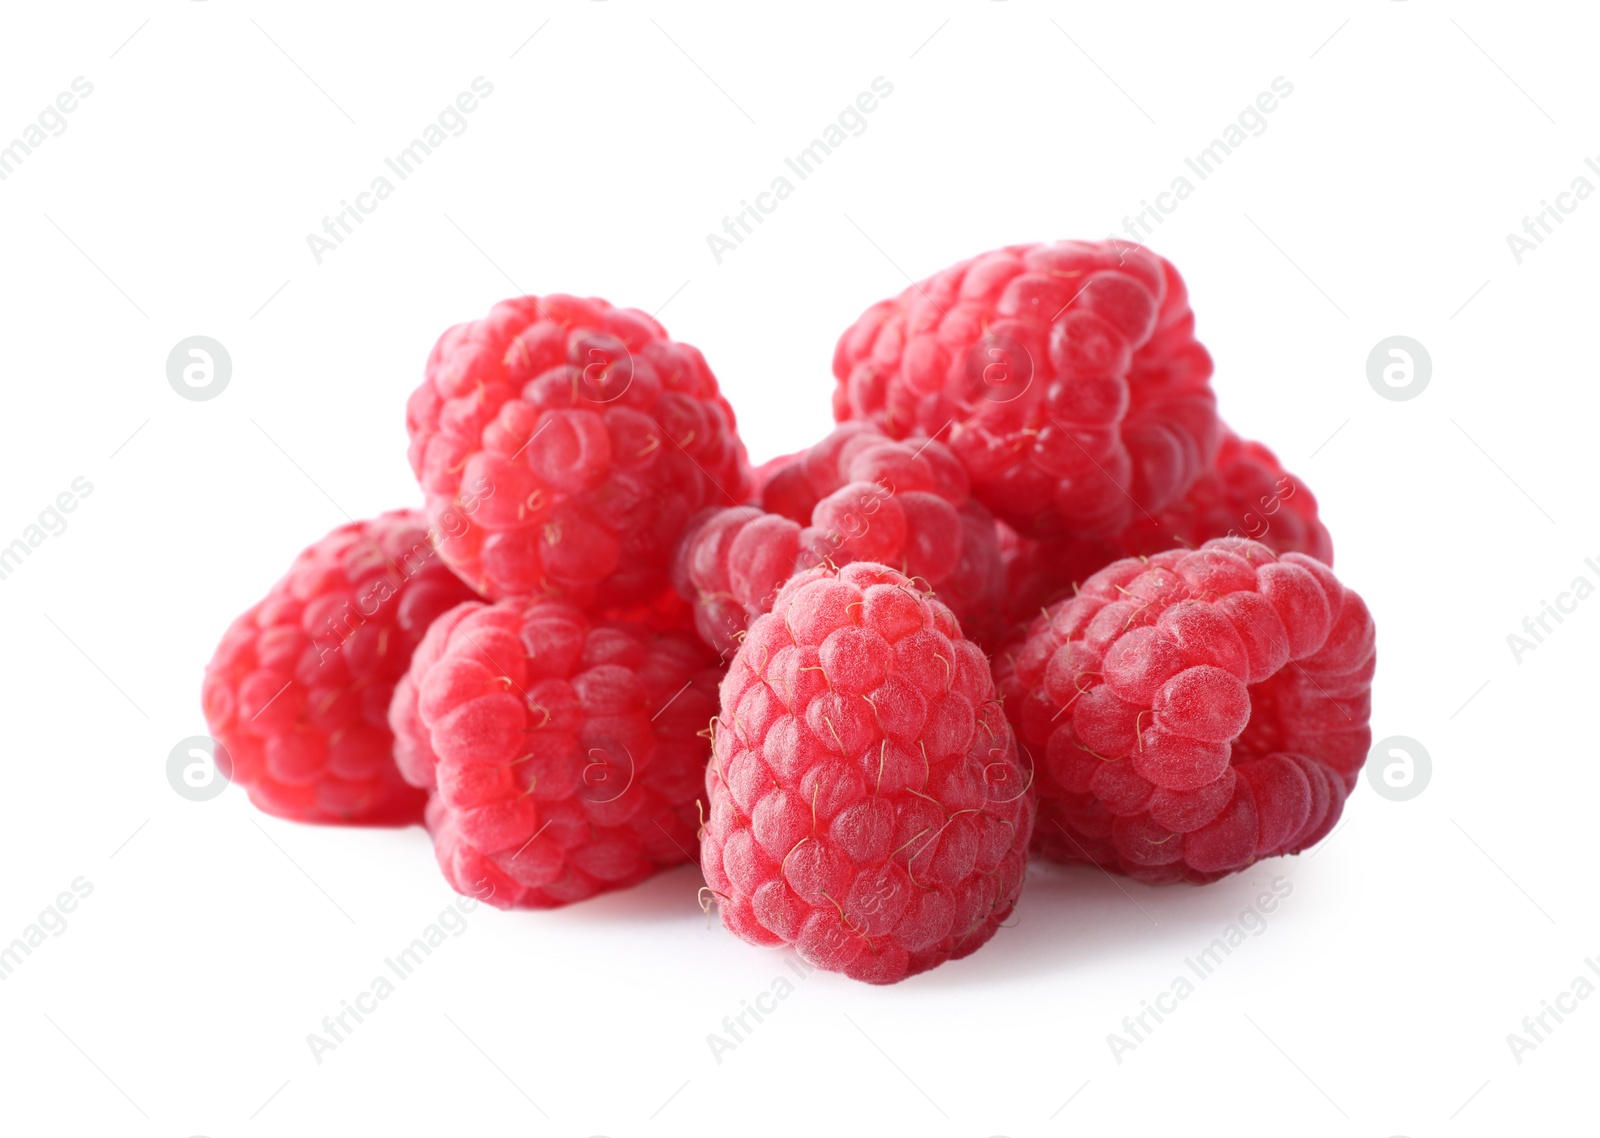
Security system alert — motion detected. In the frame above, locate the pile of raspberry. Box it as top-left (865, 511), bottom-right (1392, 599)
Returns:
top-left (201, 240), bottom-right (1375, 985)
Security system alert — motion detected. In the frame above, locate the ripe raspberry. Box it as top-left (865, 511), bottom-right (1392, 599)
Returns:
top-left (750, 448), bottom-right (804, 501)
top-left (201, 510), bottom-right (477, 825)
top-left (832, 240), bottom-right (1219, 540)
top-left (701, 561), bottom-right (1034, 983)
top-left (406, 294), bottom-right (750, 606)
top-left (1137, 429), bottom-right (1332, 564)
top-left (672, 425), bottom-right (1005, 657)
top-left (1002, 428), bottom-right (1332, 626)
top-left (388, 596), bottom-right (721, 908)
top-left (994, 538), bottom-right (1374, 883)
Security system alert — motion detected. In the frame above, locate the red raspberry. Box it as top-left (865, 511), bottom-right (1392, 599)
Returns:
top-left (701, 561), bottom-right (1034, 983)
top-left (994, 538), bottom-right (1374, 883)
top-left (388, 596), bottom-right (721, 908)
top-left (1003, 428), bottom-right (1333, 625)
top-left (201, 510), bottom-right (477, 824)
top-left (671, 426), bottom-right (1005, 657)
top-left (832, 240), bottom-right (1219, 540)
top-left (406, 294), bottom-right (750, 606)
top-left (750, 448), bottom-right (804, 501)
top-left (1137, 429), bottom-right (1332, 564)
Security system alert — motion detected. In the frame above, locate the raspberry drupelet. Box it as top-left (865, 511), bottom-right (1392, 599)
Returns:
top-left (994, 538), bottom-right (1373, 883)
top-left (832, 239), bottom-right (1219, 540)
top-left (388, 596), bottom-right (722, 908)
top-left (201, 510), bottom-right (478, 824)
top-left (406, 294), bottom-right (751, 607)
top-left (701, 561), bottom-right (1035, 983)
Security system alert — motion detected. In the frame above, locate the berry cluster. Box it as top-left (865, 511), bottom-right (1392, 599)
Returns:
top-left (202, 241), bottom-right (1375, 985)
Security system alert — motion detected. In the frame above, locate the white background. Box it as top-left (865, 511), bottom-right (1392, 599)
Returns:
top-left (0, 2), bottom-right (1594, 1135)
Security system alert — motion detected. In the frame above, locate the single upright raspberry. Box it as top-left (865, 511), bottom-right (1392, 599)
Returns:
top-left (201, 510), bottom-right (477, 824)
top-left (701, 561), bottom-right (1034, 983)
top-left (994, 538), bottom-right (1374, 883)
top-left (671, 425), bottom-right (1004, 657)
top-left (388, 596), bottom-right (721, 908)
top-left (1002, 427), bottom-right (1332, 626)
top-left (832, 240), bottom-right (1219, 540)
top-left (406, 294), bottom-right (750, 607)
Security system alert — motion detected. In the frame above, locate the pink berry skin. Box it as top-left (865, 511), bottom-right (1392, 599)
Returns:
top-left (994, 538), bottom-right (1374, 884)
top-left (702, 561), bottom-right (1035, 983)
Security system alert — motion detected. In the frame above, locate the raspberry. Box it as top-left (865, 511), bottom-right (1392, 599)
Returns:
top-left (750, 448), bottom-right (805, 504)
top-left (406, 294), bottom-right (751, 606)
top-left (671, 425), bottom-right (1005, 657)
top-left (832, 240), bottom-right (1219, 540)
top-left (201, 510), bottom-right (477, 824)
top-left (701, 561), bottom-right (1034, 983)
top-left (1139, 429), bottom-right (1332, 564)
top-left (1002, 427), bottom-right (1332, 625)
top-left (388, 596), bottom-right (721, 908)
top-left (994, 538), bottom-right (1374, 883)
